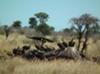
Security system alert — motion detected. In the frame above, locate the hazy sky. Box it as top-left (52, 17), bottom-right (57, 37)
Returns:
top-left (0, 0), bottom-right (100, 31)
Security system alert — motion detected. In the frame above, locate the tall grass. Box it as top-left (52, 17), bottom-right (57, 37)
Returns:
top-left (0, 34), bottom-right (100, 74)
top-left (0, 58), bottom-right (100, 74)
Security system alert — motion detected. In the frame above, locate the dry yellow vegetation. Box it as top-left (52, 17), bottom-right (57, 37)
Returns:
top-left (0, 58), bottom-right (100, 74)
top-left (0, 34), bottom-right (100, 74)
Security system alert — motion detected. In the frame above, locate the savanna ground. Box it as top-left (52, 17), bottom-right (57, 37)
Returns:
top-left (0, 33), bottom-right (100, 74)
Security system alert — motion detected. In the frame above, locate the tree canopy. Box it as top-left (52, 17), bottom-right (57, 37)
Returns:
top-left (71, 13), bottom-right (100, 54)
top-left (29, 17), bottom-right (37, 29)
top-left (12, 20), bottom-right (22, 28)
top-left (35, 12), bottom-right (49, 24)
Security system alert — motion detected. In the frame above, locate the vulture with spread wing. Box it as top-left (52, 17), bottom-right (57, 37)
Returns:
top-left (26, 36), bottom-right (54, 42)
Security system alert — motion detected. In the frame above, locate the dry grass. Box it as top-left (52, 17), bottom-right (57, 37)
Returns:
top-left (0, 58), bottom-right (100, 74)
top-left (0, 34), bottom-right (34, 54)
top-left (0, 34), bottom-right (100, 74)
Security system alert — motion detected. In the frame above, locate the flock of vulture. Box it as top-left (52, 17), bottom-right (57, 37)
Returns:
top-left (6, 36), bottom-right (100, 63)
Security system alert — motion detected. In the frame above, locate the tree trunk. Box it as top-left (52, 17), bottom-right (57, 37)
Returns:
top-left (77, 32), bottom-right (82, 51)
top-left (5, 29), bottom-right (9, 39)
top-left (81, 25), bottom-right (89, 54)
top-left (81, 36), bottom-right (88, 54)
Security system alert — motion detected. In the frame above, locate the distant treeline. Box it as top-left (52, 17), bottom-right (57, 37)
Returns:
top-left (0, 12), bottom-right (100, 39)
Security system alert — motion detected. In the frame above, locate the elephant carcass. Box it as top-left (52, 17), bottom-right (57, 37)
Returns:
top-left (57, 47), bottom-right (81, 60)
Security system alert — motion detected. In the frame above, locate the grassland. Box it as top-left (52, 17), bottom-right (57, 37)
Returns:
top-left (0, 34), bottom-right (100, 74)
top-left (0, 58), bottom-right (100, 74)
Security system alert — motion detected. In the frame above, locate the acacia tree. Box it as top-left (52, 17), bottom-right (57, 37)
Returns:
top-left (35, 12), bottom-right (48, 24)
top-left (71, 13), bottom-right (99, 54)
top-left (71, 17), bottom-right (84, 51)
top-left (35, 12), bottom-right (54, 35)
top-left (3, 25), bottom-right (10, 39)
top-left (36, 23), bottom-right (54, 35)
top-left (29, 17), bottom-right (37, 29)
top-left (12, 20), bottom-right (21, 28)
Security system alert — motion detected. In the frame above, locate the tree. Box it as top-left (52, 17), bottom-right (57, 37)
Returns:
top-left (71, 13), bottom-right (99, 54)
top-left (35, 12), bottom-right (54, 35)
top-left (35, 12), bottom-right (49, 24)
top-left (36, 23), bottom-right (54, 35)
top-left (63, 28), bottom-right (74, 33)
top-left (71, 18), bottom-right (83, 51)
top-left (29, 17), bottom-right (37, 29)
top-left (3, 25), bottom-right (10, 39)
top-left (12, 20), bottom-right (21, 28)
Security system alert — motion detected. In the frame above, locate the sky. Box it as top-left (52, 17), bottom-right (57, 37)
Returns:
top-left (0, 0), bottom-right (100, 31)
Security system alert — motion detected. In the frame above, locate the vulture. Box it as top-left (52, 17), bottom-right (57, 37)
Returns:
top-left (26, 36), bottom-right (54, 42)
